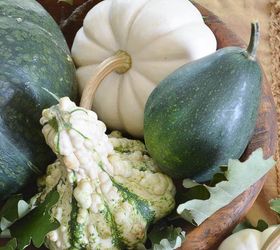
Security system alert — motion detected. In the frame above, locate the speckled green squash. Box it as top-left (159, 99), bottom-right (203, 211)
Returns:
top-left (144, 23), bottom-right (262, 181)
top-left (0, 0), bottom-right (77, 199)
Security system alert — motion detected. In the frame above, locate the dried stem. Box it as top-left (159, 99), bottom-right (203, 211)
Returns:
top-left (80, 51), bottom-right (131, 109)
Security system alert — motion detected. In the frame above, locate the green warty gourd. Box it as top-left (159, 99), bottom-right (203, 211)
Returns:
top-left (38, 97), bottom-right (176, 250)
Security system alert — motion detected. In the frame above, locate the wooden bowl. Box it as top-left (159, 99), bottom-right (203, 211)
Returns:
top-left (1, 1), bottom-right (277, 249)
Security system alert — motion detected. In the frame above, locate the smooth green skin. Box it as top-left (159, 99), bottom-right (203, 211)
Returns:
top-left (0, 0), bottom-right (77, 199)
top-left (144, 47), bottom-right (262, 181)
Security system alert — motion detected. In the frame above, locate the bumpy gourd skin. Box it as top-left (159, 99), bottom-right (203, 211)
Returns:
top-left (38, 97), bottom-right (175, 250)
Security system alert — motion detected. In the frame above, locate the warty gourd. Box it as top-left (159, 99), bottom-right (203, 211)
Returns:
top-left (37, 97), bottom-right (175, 249)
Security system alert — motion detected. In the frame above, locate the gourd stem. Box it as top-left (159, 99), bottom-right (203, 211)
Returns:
top-left (246, 22), bottom-right (260, 60)
top-left (261, 225), bottom-right (280, 250)
top-left (80, 50), bottom-right (132, 109)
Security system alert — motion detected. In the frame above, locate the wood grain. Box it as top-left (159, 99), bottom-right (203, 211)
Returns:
top-left (0, 1), bottom-right (277, 249)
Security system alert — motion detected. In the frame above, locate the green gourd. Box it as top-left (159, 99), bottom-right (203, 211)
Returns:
top-left (144, 23), bottom-right (262, 181)
top-left (0, 0), bottom-right (77, 199)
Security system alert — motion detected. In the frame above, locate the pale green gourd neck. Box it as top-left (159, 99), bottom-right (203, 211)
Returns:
top-left (80, 50), bottom-right (132, 109)
top-left (245, 22), bottom-right (260, 60)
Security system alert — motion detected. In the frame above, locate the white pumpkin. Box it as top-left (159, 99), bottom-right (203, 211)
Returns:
top-left (218, 226), bottom-right (280, 250)
top-left (71, 0), bottom-right (217, 137)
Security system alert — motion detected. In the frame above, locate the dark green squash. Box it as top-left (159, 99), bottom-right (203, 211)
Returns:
top-left (0, 0), bottom-right (77, 199)
top-left (144, 23), bottom-right (262, 182)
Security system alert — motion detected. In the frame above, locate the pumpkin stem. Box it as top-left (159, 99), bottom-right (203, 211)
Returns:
top-left (246, 22), bottom-right (260, 60)
top-left (261, 225), bottom-right (280, 250)
top-left (80, 50), bottom-right (132, 109)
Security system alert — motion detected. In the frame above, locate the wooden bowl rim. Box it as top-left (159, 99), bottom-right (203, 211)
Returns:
top-left (0, 1), bottom-right (277, 249)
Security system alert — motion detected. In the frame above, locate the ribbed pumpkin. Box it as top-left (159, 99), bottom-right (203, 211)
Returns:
top-left (71, 0), bottom-right (217, 137)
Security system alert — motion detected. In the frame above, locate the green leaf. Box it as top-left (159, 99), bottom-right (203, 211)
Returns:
top-left (9, 189), bottom-right (60, 249)
top-left (0, 195), bottom-right (22, 224)
top-left (232, 220), bottom-right (253, 233)
top-left (209, 172), bottom-right (227, 186)
top-left (176, 168), bottom-right (229, 206)
top-left (0, 238), bottom-right (17, 250)
top-left (58, 0), bottom-right (73, 5)
top-left (0, 190), bottom-right (60, 250)
top-left (177, 148), bottom-right (275, 225)
top-left (176, 185), bottom-right (210, 205)
top-left (233, 219), bottom-right (268, 233)
top-left (137, 224), bottom-right (185, 250)
top-left (270, 198), bottom-right (280, 214)
top-left (149, 225), bottom-right (186, 250)
top-left (0, 195), bottom-right (33, 233)
top-left (255, 219), bottom-right (269, 232)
